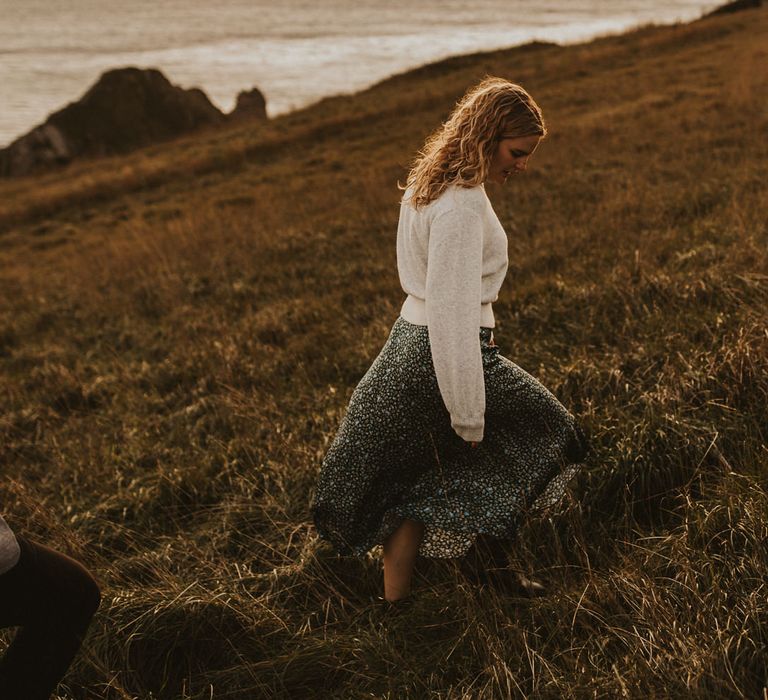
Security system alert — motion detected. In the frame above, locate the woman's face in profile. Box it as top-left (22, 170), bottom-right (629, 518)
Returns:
top-left (486, 133), bottom-right (542, 185)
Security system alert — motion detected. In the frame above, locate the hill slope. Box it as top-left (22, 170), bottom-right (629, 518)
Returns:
top-left (1, 6), bottom-right (767, 699)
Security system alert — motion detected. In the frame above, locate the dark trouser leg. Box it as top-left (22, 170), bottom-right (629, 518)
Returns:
top-left (0, 536), bottom-right (101, 700)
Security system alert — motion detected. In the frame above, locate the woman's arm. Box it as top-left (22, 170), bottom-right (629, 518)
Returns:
top-left (425, 205), bottom-right (485, 442)
top-left (0, 514), bottom-right (20, 575)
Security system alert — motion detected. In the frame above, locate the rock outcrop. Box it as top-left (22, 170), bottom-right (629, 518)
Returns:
top-left (229, 87), bottom-right (268, 122)
top-left (0, 67), bottom-right (268, 178)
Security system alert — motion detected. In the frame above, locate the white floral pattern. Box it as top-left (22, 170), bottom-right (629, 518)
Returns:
top-left (310, 316), bottom-right (587, 559)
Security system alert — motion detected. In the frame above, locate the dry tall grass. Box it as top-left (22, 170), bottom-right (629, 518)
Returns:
top-left (1, 6), bottom-right (767, 699)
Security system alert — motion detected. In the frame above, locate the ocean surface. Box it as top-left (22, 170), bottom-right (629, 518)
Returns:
top-left (0, 0), bottom-right (720, 147)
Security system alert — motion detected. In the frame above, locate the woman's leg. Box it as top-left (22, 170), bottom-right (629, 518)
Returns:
top-left (382, 518), bottom-right (425, 602)
top-left (0, 535), bottom-right (101, 700)
top-left (459, 533), bottom-right (545, 595)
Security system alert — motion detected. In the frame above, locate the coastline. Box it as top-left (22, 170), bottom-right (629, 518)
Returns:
top-left (0, 1), bottom-right (721, 148)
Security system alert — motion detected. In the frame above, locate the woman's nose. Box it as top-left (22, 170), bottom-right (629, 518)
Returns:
top-left (516, 157), bottom-right (529, 171)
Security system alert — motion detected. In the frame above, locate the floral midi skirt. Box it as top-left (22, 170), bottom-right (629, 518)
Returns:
top-left (310, 315), bottom-right (588, 559)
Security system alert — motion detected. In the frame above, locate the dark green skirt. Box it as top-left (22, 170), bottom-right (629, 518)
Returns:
top-left (310, 315), bottom-right (587, 559)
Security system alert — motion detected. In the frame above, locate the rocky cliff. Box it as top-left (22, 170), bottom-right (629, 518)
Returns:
top-left (0, 67), bottom-right (267, 178)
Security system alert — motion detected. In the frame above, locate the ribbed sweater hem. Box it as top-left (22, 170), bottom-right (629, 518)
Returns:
top-left (399, 294), bottom-right (495, 328)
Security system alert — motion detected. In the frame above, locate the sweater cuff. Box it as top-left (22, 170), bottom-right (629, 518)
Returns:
top-left (451, 416), bottom-right (484, 443)
top-left (0, 533), bottom-right (20, 576)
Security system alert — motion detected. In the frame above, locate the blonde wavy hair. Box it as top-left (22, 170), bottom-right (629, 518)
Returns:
top-left (400, 76), bottom-right (546, 208)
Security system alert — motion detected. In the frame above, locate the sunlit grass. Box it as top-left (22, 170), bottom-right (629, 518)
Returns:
top-left (1, 6), bottom-right (767, 699)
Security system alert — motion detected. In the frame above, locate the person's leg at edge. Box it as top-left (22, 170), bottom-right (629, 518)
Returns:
top-left (382, 518), bottom-right (425, 602)
top-left (0, 536), bottom-right (101, 700)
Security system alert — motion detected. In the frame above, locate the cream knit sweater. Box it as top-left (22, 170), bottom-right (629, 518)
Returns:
top-left (396, 182), bottom-right (509, 442)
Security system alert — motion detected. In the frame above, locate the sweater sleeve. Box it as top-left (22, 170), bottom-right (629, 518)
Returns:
top-left (425, 206), bottom-right (485, 442)
top-left (0, 514), bottom-right (20, 576)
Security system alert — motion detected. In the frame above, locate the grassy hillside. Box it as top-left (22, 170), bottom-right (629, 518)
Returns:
top-left (1, 6), bottom-right (767, 698)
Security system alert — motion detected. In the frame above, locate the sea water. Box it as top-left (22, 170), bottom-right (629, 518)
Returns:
top-left (0, 0), bottom-right (720, 147)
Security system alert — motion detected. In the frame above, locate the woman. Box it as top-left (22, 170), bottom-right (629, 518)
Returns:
top-left (310, 76), bottom-right (587, 605)
top-left (0, 513), bottom-right (101, 699)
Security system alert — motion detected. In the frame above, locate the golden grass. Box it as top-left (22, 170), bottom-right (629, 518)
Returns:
top-left (1, 6), bottom-right (767, 699)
